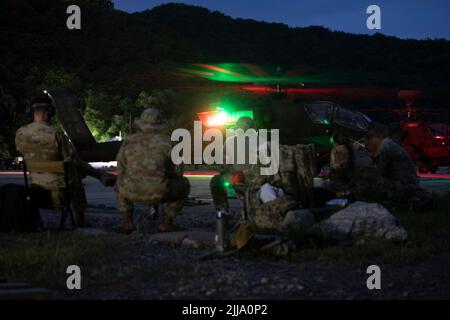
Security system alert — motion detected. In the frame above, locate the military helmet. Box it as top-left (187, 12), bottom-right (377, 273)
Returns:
top-left (235, 117), bottom-right (255, 131)
top-left (135, 108), bottom-right (166, 132)
top-left (27, 92), bottom-right (56, 117)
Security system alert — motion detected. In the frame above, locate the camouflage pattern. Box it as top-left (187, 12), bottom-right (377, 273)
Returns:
top-left (210, 126), bottom-right (262, 211)
top-left (16, 122), bottom-right (67, 189)
top-left (329, 138), bottom-right (431, 208)
top-left (253, 196), bottom-right (298, 234)
top-left (329, 143), bottom-right (387, 201)
top-left (224, 142), bottom-right (317, 248)
top-left (329, 144), bottom-right (351, 195)
top-left (375, 137), bottom-right (419, 197)
top-left (15, 121), bottom-right (87, 215)
top-left (350, 144), bottom-right (388, 201)
top-left (270, 144), bottom-right (316, 206)
top-left (330, 144), bottom-right (349, 170)
top-left (250, 144), bottom-right (315, 232)
top-left (116, 132), bottom-right (172, 205)
top-left (116, 130), bottom-right (190, 219)
top-left (134, 108), bottom-right (166, 131)
top-left (230, 221), bottom-right (256, 250)
top-left (210, 164), bottom-right (262, 211)
top-left (212, 144), bottom-right (316, 229)
top-left (375, 138), bottom-right (432, 209)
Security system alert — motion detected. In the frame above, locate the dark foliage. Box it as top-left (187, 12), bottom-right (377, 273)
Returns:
top-left (0, 0), bottom-right (449, 156)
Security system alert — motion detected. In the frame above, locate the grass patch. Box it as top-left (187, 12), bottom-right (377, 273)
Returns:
top-left (0, 231), bottom-right (130, 290)
top-left (1, 192), bottom-right (449, 294)
top-left (290, 192), bottom-right (450, 267)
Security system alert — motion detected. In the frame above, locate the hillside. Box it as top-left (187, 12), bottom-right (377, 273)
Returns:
top-left (1, 0), bottom-right (450, 158)
top-left (1, 1), bottom-right (450, 90)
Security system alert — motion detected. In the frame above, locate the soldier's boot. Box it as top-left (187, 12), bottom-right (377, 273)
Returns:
top-left (158, 215), bottom-right (175, 233)
top-left (120, 210), bottom-right (136, 234)
top-left (158, 201), bottom-right (185, 233)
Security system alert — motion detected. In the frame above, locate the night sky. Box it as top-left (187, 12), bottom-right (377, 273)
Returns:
top-left (113, 0), bottom-right (450, 40)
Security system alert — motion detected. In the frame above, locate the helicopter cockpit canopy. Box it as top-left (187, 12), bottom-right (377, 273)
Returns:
top-left (304, 101), bottom-right (371, 132)
top-left (304, 102), bottom-right (333, 125)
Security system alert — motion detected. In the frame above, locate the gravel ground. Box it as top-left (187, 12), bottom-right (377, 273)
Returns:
top-left (3, 174), bottom-right (450, 299)
top-left (45, 200), bottom-right (450, 300)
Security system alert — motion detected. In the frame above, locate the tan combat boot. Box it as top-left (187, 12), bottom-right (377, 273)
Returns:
top-left (158, 215), bottom-right (185, 233)
top-left (120, 210), bottom-right (136, 234)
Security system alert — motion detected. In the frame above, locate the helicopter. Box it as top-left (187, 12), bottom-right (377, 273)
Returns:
top-left (46, 85), bottom-right (372, 169)
top-left (200, 87), bottom-right (450, 173)
top-left (367, 90), bottom-right (450, 173)
top-left (183, 63), bottom-right (450, 172)
top-left (27, 64), bottom-right (449, 174)
top-left (50, 88), bottom-right (121, 162)
top-left (196, 97), bottom-right (372, 168)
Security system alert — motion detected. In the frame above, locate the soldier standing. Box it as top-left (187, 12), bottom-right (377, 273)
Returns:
top-left (15, 93), bottom-right (116, 227)
top-left (115, 108), bottom-right (190, 233)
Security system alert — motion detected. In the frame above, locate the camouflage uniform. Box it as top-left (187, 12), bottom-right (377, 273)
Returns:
top-left (15, 121), bottom-right (98, 224)
top-left (375, 138), bottom-right (419, 194)
top-left (252, 144), bottom-right (315, 233)
top-left (271, 144), bottom-right (316, 204)
top-left (116, 108), bottom-right (190, 232)
top-left (329, 143), bottom-right (386, 201)
top-left (375, 137), bottom-right (432, 209)
top-left (210, 117), bottom-right (261, 211)
top-left (229, 144), bottom-right (316, 255)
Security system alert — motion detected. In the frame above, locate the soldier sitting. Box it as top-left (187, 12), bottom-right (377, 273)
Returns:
top-left (115, 108), bottom-right (190, 234)
top-left (329, 131), bottom-right (386, 202)
top-left (15, 93), bottom-right (116, 227)
top-left (366, 124), bottom-right (432, 211)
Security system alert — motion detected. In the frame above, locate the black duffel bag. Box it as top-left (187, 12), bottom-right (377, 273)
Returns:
top-left (0, 184), bottom-right (43, 233)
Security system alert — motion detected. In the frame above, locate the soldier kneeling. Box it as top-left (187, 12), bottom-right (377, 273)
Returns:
top-left (115, 108), bottom-right (190, 234)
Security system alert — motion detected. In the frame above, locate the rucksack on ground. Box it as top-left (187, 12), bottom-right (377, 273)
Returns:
top-left (0, 184), bottom-right (42, 233)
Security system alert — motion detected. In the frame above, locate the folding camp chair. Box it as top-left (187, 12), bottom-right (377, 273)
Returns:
top-left (22, 160), bottom-right (76, 230)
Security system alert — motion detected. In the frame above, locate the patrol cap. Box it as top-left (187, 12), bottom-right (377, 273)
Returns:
top-left (135, 108), bottom-right (166, 132)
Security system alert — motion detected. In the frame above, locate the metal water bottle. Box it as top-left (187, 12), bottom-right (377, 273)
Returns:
top-left (150, 205), bottom-right (159, 221)
top-left (215, 209), bottom-right (230, 252)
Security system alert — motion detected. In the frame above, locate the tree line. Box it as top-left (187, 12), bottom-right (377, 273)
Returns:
top-left (0, 0), bottom-right (449, 161)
